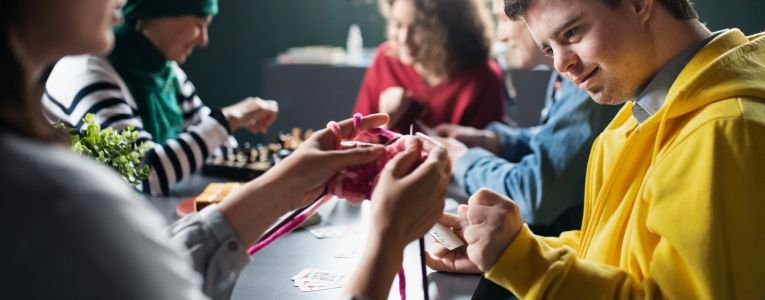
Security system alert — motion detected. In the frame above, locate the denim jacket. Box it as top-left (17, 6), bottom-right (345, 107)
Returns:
top-left (454, 74), bottom-right (621, 234)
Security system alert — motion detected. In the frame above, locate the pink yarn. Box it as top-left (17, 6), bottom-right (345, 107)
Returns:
top-left (247, 113), bottom-right (422, 299)
top-left (246, 194), bottom-right (333, 255)
top-left (248, 114), bottom-right (412, 254)
top-left (398, 267), bottom-right (407, 300)
top-left (326, 139), bottom-right (405, 204)
top-left (327, 113), bottom-right (423, 204)
top-left (327, 120), bottom-right (342, 148)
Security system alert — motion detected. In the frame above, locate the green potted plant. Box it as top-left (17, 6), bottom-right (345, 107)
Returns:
top-left (61, 113), bottom-right (151, 186)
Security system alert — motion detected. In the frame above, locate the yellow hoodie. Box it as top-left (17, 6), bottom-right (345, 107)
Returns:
top-left (485, 29), bottom-right (765, 299)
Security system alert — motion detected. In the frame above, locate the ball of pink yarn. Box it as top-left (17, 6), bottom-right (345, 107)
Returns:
top-left (326, 114), bottom-right (424, 204)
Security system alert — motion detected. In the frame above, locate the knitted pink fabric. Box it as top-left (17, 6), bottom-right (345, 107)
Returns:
top-left (246, 113), bottom-right (420, 299)
top-left (248, 113), bottom-right (415, 254)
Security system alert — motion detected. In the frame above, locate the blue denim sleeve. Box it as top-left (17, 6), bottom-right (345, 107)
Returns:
top-left (486, 121), bottom-right (541, 162)
top-left (453, 81), bottom-right (619, 227)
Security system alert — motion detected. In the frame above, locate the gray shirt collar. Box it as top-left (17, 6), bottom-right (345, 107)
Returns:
top-left (631, 31), bottom-right (722, 123)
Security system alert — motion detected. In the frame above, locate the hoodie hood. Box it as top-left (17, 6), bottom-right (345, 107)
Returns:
top-left (661, 29), bottom-right (765, 121)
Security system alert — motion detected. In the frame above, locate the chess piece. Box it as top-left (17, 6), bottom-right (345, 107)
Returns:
top-left (304, 129), bottom-right (314, 141)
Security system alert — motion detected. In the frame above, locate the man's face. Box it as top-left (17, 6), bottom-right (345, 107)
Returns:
top-left (524, 0), bottom-right (656, 105)
top-left (492, 0), bottom-right (549, 69)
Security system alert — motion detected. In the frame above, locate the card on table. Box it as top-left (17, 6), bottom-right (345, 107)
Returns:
top-left (291, 268), bottom-right (348, 292)
top-left (429, 222), bottom-right (465, 250)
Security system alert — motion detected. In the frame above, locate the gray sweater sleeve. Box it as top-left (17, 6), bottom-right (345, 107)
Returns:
top-left (1, 132), bottom-right (249, 300)
top-left (169, 206), bottom-right (251, 300)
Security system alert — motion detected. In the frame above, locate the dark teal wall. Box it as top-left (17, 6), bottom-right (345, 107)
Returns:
top-left (693, 0), bottom-right (764, 34)
top-left (183, 0), bottom-right (386, 109)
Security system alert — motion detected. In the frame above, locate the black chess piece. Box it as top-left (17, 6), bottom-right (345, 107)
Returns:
top-left (242, 142), bottom-right (253, 163)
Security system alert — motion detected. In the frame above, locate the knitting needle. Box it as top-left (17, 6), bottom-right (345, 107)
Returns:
top-left (420, 237), bottom-right (429, 300)
top-left (413, 123), bottom-right (430, 300)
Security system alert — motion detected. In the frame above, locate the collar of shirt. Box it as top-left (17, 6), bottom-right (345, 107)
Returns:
top-left (631, 31), bottom-right (724, 123)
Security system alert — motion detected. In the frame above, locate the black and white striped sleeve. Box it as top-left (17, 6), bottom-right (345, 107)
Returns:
top-left (174, 64), bottom-right (239, 159)
top-left (43, 57), bottom-right (143, 133)
top-left (44, 55), bottom-right (233, 196)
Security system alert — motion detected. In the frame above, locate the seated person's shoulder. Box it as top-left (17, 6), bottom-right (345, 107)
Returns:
top-left (47, 55), bottom-right (125, 100)
top-left (0, 133), bottom-right (142, 211)
top-left (51, 54), bottom-right (121, 82)
top-left (371, 41), bottom-right (401, 66)
top-left (45, 55), bottom-right (128, 105)
top-left (0, 134), bottom-right (186, 299)
top-left (688, 97), bottom-right (764, 127)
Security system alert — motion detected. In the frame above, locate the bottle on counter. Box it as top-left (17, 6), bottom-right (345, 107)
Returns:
top-left (346, 24), bottom-right (363, 65)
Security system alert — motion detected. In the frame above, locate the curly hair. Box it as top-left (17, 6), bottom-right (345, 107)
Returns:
top-left (0, 0), bottom-right (53, 140)
top-left (380, 0), bottom-right (493, 79)
top-left (504, 0), bottom-right (698, 21)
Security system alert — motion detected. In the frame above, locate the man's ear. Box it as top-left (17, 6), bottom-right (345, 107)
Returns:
top-left (630, 0), bottom-right (655, 25)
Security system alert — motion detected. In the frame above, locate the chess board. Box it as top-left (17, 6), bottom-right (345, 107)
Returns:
top-left (201, 128), bottom-right (311, 180)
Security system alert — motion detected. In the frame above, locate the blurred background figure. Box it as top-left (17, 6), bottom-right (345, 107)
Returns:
top-left (433, 0), bottom-right (620, 236)
top-left (353, 0), bottom-right (505, 132)
top-left (43, 0), bottom-right (278, 196)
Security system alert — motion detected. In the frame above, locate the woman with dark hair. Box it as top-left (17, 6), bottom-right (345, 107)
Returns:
top-left (0, 0), bottom-right (450, 298)
top-left (353, 0), bottom-right (505, 132)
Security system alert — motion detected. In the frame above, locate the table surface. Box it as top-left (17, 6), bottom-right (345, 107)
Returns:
top-left (148, 174), bottom-right (482, 299)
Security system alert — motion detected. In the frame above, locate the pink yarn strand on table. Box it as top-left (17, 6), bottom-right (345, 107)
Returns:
top-left (246, 194), bottom-right (333, 255)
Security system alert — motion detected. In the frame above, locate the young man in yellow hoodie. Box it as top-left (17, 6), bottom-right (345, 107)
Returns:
top-left (426, 0), bottom-right (765, 298)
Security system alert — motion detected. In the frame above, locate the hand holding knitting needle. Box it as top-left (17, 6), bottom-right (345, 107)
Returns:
top-left (217, 113), bottom-right (390, 247)
top-left (345, 134), bottom-right (450, 299)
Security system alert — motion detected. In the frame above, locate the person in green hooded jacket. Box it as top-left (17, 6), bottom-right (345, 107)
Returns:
top-left (43, 0), bottom-right (278, 196)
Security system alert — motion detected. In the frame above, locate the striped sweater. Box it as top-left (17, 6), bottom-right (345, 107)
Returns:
top-left (43, 55), bottom-right (236, 196)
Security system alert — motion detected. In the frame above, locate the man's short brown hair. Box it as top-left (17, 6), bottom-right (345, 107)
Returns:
top-left (504, 0), bottom-right (698, 21)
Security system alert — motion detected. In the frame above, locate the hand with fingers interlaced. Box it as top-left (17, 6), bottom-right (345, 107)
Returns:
top-left (345, 134), bottom-right (451, 300)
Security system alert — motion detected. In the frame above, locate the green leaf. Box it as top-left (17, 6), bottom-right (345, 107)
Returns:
top-left (57, 113), bottom-right (153, 186)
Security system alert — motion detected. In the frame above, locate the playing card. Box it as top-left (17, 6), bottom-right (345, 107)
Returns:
top-left (291, 268), bottom-right (348, 292)
top-left (296, 281), bottom-right (342, 292)
top-left (429, 222), bottom-right (465, 250)
top-left (302, 270), bottom-right (345, 283)
top-left (291, 268), bottom-right (314, 280)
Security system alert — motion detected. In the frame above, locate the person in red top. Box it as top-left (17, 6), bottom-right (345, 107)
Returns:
top-left (353, 0), bottom-right (505, 132)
